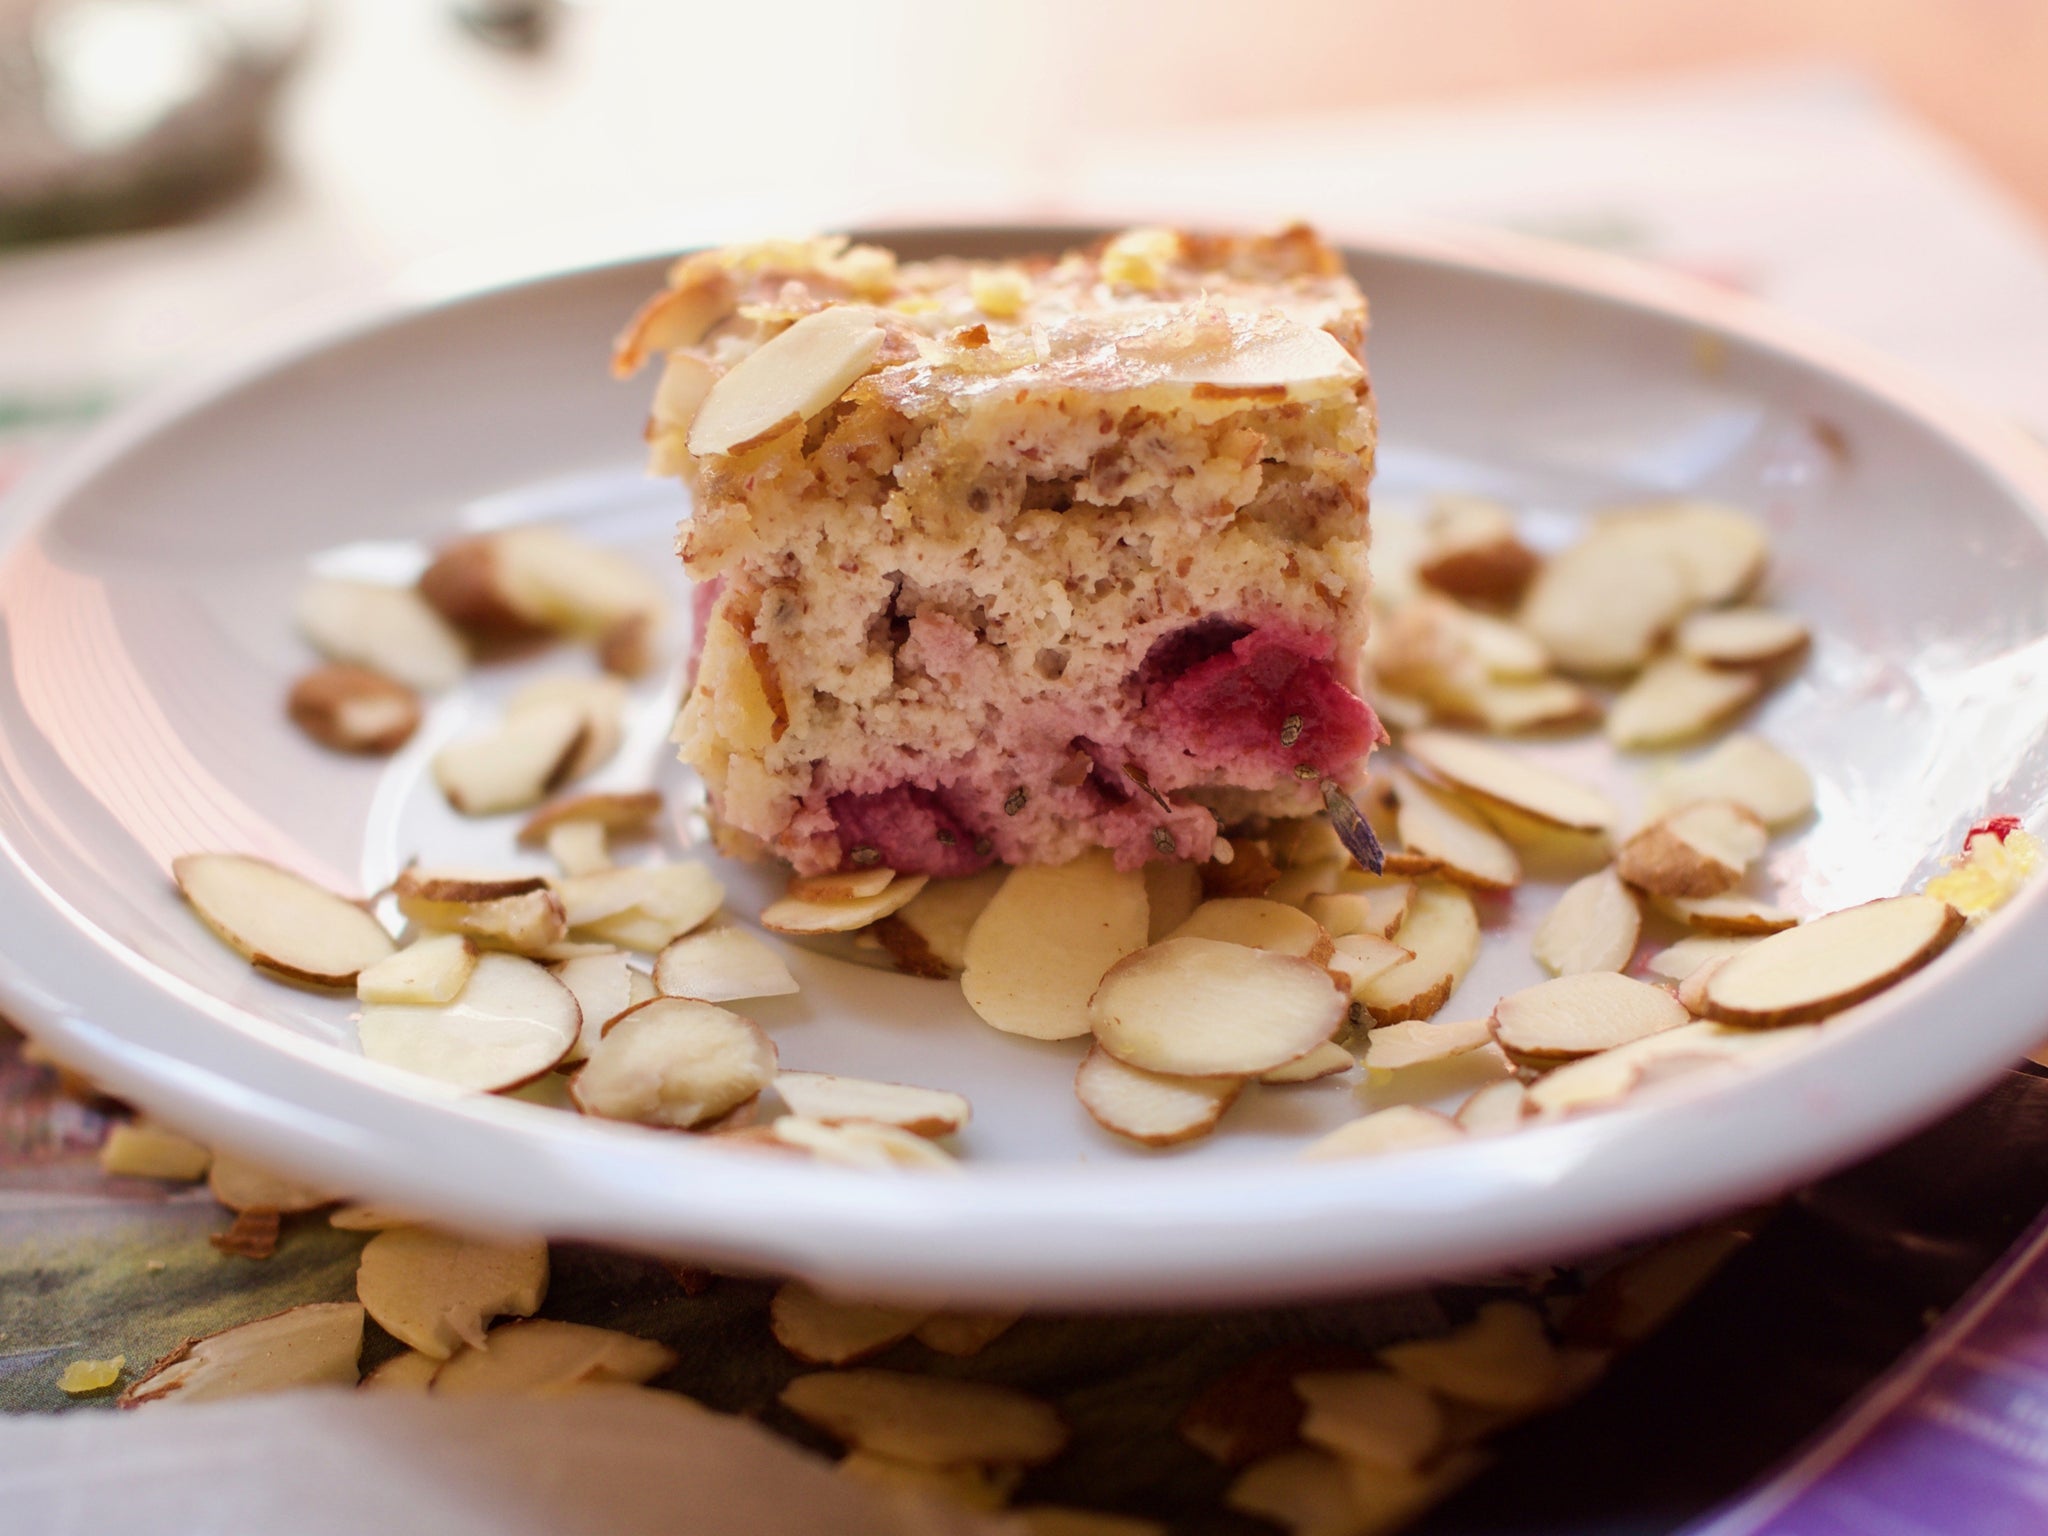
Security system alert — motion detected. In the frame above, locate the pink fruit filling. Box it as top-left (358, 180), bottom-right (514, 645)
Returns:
top-left (828, 785), bottom-right (993, 879)
top-left (1139, 622), bottom-right (1379, 781)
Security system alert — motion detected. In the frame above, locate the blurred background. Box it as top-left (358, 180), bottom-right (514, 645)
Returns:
top-left (4, 0), bottom-right (2048, 479)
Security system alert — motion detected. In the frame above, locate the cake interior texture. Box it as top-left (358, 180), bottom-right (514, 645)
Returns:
top-left (616, 226), bottom-right (1381, 877)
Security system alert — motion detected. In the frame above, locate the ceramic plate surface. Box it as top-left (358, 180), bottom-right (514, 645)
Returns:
top-left (6, 226), bottom-right (2048, 1307)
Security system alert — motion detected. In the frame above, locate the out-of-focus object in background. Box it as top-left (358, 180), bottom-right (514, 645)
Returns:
top-left (451, 0), bottom-right (559, 52)
top-left (0, 0), bottom-right (309, 245)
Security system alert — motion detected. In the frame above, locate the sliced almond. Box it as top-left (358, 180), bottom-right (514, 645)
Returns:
top-left (396, 883), bottom-right (568, 956)
top-left (507, 674), bottom-right (626, 782)
top-left (1307, 889), bottom-right (1406, 941)
top-left (1389, 770), bottom-right (1519, 890)
top-left (1492, 971), bottom-right (1688, 1059)
top-left (773, 1071), bottom-right (969, 1137)
top-left (1463, 677), bottom-right (1602, 735)
top-left (174, 853), bottom-right (395, 989)
top-left (1454, 1078), bottom-right (1529, 1134)
top-left (962, 852), bottom-right (1149, 1041)
top-left (1144, 858), bottom-right (1207, 937)
top-left (121, 1303), bottom-right (363, 1407)
top-left (838, 1454), bottom-right (1019, 1512)
top-left (1326, 932), bottom-right (1413, 996)
top-left (1362, 1017), bottom-right (1493, 1072)
top-left (690, 307), bottom-right (887, 457)
top-left (417, 537), bottom-right (545, 639)
top-left (655, 926), bottom-right (798, 1002)
top-left (769, 1283), bottom-right (930, 1366)
top-left (1617, 801), bottom-right (1767, 898)
top-left (99, 1121), bottom-right (211, 1182)
top-left (358, 952), bottom-right (580, 1092)
top-left (1647, 734), bottom-right (1815, 827)
top-left (487, 528), bottom-right (666, 642)
top-left (1355, 883), bottom-right (1480, 1025)
top-left (1074, 1044), bottom-right (1242, 1145)
top-left (287, 664), bottom-right (422, 755)
top-left (913, 1312), bottom-right (1020, 1357)
top-left (1524, 1050), bottom-right (1650, 1117)
top-left (876, 867), bottom-right (1009, 976)
top-left (357, 933), bottom-right (478, 1006)
top-left (207, 1152), bottom-right (332, 1215)
top-left (1380, 1301), bottom-right (1560, 1412)
top-left (1265, 861), bottom-right (1343, 910)
top-left (296, 578), bottom-right (468, 694)
top-left (1532, 868), bottom-right (1641, 975)
top-left (765, 1115), bottom-right (959, 1172)
top-left (1645, 934), bottom-right (1763, 983)
top-left (1655, 892), bottom-right (1798, 935)
top-left (789, 867), bottom-right (897, 903)
top-left (761, 872), bottom-right (929, 936)
top-left (517, 790), bottom-right (665, 848)
top-left (779, 1367), bottom-right (1068, 1468)
top-left (1606, 657), bottom-right (1762, 750)
top-left (571, 996), bottom-right (776, 1127)
top-left (433, 701), bottom-right (588, 816)
top-left (598, 610), bottom-right (659, 677)
top-left (1599, 501), bottom-right (1769, 607)
top-left (1294, 1369), bottom-right (1446, 1474)
top-left (1701, 895), bottom-right (1964, 1026)
top-left (1403, 731), bottom-right (1618, 834)
top-left (551, 950), bottom-right (647, 1064)
top-left (1167, 897), bottom-right (1335, 963)
top-left (1089, 938), bottom-right (1345, 1078)
top-left (1677, 607), bottom-right (1810, 669)
top-left (1226, 1448), bottom-right (1372, 1536)
top-left (1517, 530), bottom-right (1691, 675)
top-left (1260, 1041), bottom-right (1357, 1084)
top-left (361, 1350), bottom-right (442, 1392)
top-left (432, 1318), bottom-right (677, 1395)
top-left (1415, 495), bottom-right (1540, 607)
top-left (546, 821), bottom-right (611, 877)
top-left (355, 1228), bottom-right (548, 1360)
top-left (329, 1204), bottom-right (425, 1231)
top-left (1301, 1104), bottom-right (1464, 1161)
top-left (560, 862), bottom-right (724, 948)
top-left (613, 266), bottom-right (737, 376)
top-left (1676, 958), bottom-right (1733, 1016)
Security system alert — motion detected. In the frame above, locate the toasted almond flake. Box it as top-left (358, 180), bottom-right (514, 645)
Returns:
top-left (761, 872), bottom-right (929, 936)
top-left (1089, 938), bottom-right (1346, 1078)
top-left (433, 1318), bottom-right (677, 1395)
top-left (1226, 1447), bottom-right (1369, 1536)
top-left (1294, 1369), bottom-right (1446, 1474)
top-left (207, 1152), bottom-right (332, 1215)
top-left (99, 1121), bottom-right (211, 1182)
top-left (1074, 1044), bottom-right (1242, 1144)
top-left (1326, 932), bottom-right (1413, 996)
top-left (1677, 607), bottom-right (1810, 669)
top-left (357, 933), bottom-right (478, 1006)
top-left (559, 860), bottom-right (723, 934)
top-left (122, 1303), bottom-right (364, 1407)
top-left (913, 1312), bottom-right (1020, 1357)
top-left (1607, 657), bottom-right (1762, 750)
top-left (691, 307), bottom-right (888, 456)
top-left (1655, 892), bottom-right (1798, 935)
top-left (1646, 934), bottom-right (1763, 983)
top-left (874, 867), bottom-right (1009, 976)
top-left (962, 852), bottom-right (1148, 1040)
top-left (1454, 1078), bottom-right (1530, 1134)
top-left (1702, 895), bottom-right (1964, 1026)
top-left (1524, 1051), bottom-right (1647, 1116)
top-left (1648, 734), bottom-right (1815, 827)
top-left (1492, 971), bottom-right (1688, 1059)
top-left (432, 702), bottom-right (588, 817)
top-left (1532, 868), bottom-right (1641, 975)
top-left (550, 950), bottom-right (645, 1063)
top-left (174, 853), bottom-right (395, 989)
top-left (359, 1350), bottom-right (441, 1391)
top-left (355, 1230), bottom-right (547, 1360)
top-left (769, 1282), bottom-right (931, 1366)
top-left (358, 952), bottom-right (580, 1091)
top-left (655, 926), bottom-right (798, 1002)
top-left (571, 996), bottom-right (776, 1127)
top-left (766, 1116), bottom-right (959, 1171)
top-left (518, 789), bottom-right (665, 848)
top-left (1301, 1104), bottom-right (1463, 1161)
top-left (1355, 883), bottom-right (1480, 1025)
top-left (774, 1071), bottom-right (969, 1137)
top-left (1167, 897), bottom-right (1335, 963)
top-left (1143, 859), bottom-right (1205, 940)
top-left (1260, 1041), bottom-right (1357, 1084)
top-left (1404, 731), bottom-right (1618, 833)
top-left (1676, 959), bottom-right (1732, 1015)
top-left (1362, 1017), bottom-right (1493, 1072)
top-left (1415, 495), bottom-right (1540, 608)
top-left (286, 664), bottom-right (422, 754)
top-left (1463, 676), bottom-right (1602, 735)
top-left (779, 1368), bottom-right (1068, 1468)
top-left (1518, 530), bottom-right (1691, 675)
top-left (1599, 501), bottom-right (1770, 607)
top-left (1380, 1301), bottom-right (1560, 1411)
top-left (1389, 770), bottom-right (1519, 890)
top-left (295, 578), bottom-right (468, 694)
top-left (1617, 801), bottom-right (1768, 898)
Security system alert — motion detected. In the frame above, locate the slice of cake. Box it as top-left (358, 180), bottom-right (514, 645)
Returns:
top-left (615, 226), bottom-right (1383, 877)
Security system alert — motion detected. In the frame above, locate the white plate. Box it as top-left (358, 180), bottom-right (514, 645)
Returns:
top-left (6, 225), bottom-right (2048, 1308)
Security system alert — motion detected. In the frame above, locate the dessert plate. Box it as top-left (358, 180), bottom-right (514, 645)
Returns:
top-left (5, 225), bottom-right (2048, 1307)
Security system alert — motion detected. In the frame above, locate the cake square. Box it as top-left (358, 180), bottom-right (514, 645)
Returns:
top-left (615, 226), bottom-right (1382, 877)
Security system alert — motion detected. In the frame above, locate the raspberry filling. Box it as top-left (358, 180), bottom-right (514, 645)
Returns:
top-left (1139, 622), bottom-right (1379, 780)
top-left (829, 785), bottom-right (991, 878)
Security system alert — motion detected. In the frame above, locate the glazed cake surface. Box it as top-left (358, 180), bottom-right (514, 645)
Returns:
top-left (615, 226), bottom-right (1381, 876)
